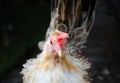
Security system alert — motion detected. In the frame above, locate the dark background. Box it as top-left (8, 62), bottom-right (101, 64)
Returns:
top-left (0, 0), bottom-right (120, 83)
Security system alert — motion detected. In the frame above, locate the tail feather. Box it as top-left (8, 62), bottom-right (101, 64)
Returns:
top-left (46, 0), bottom-right (96, 57)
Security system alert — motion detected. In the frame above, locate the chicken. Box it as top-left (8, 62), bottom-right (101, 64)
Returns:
top-left (21, 0), bottom-right (96, 83)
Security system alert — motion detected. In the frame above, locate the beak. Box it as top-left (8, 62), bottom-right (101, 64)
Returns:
top-left (58, 49), bottom-right (62, 57)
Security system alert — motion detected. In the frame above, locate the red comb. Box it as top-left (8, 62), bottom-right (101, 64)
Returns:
top-left (58, 32), bottom-right (69, 39)
top-left (57, 33), bottom-right (69, 43)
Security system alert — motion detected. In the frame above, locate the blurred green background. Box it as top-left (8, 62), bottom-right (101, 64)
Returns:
top-left (0, 0), bottom-right (50, 75)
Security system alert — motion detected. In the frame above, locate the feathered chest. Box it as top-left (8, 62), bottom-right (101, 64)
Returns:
top-left (21, 54), bottom-right (89, 83)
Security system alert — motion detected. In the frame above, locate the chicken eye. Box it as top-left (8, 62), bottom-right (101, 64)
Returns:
top-left (50, 41), bottom-right (53, 44)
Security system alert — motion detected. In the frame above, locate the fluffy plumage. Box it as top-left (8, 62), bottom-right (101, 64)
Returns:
top-left (21, 0), bottom-right (96, 83)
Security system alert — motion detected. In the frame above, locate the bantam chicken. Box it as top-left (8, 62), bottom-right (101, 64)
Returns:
top-left (21, 0), bottom-right (96, 83)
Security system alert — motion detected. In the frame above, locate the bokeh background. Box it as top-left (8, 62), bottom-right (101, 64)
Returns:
top-left (0, 0), bottom-right (120, 83)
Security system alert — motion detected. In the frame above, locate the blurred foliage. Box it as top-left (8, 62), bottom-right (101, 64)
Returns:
top-left (0, 1), bottom-right (50, 75)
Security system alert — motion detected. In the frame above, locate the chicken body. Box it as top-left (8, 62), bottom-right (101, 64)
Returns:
top-left (21, 31), bottom-right (90, 83)
top-left (21, 0), bottom-right (96, 82)
top-left (21, 54), bottom-right (88, 83)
